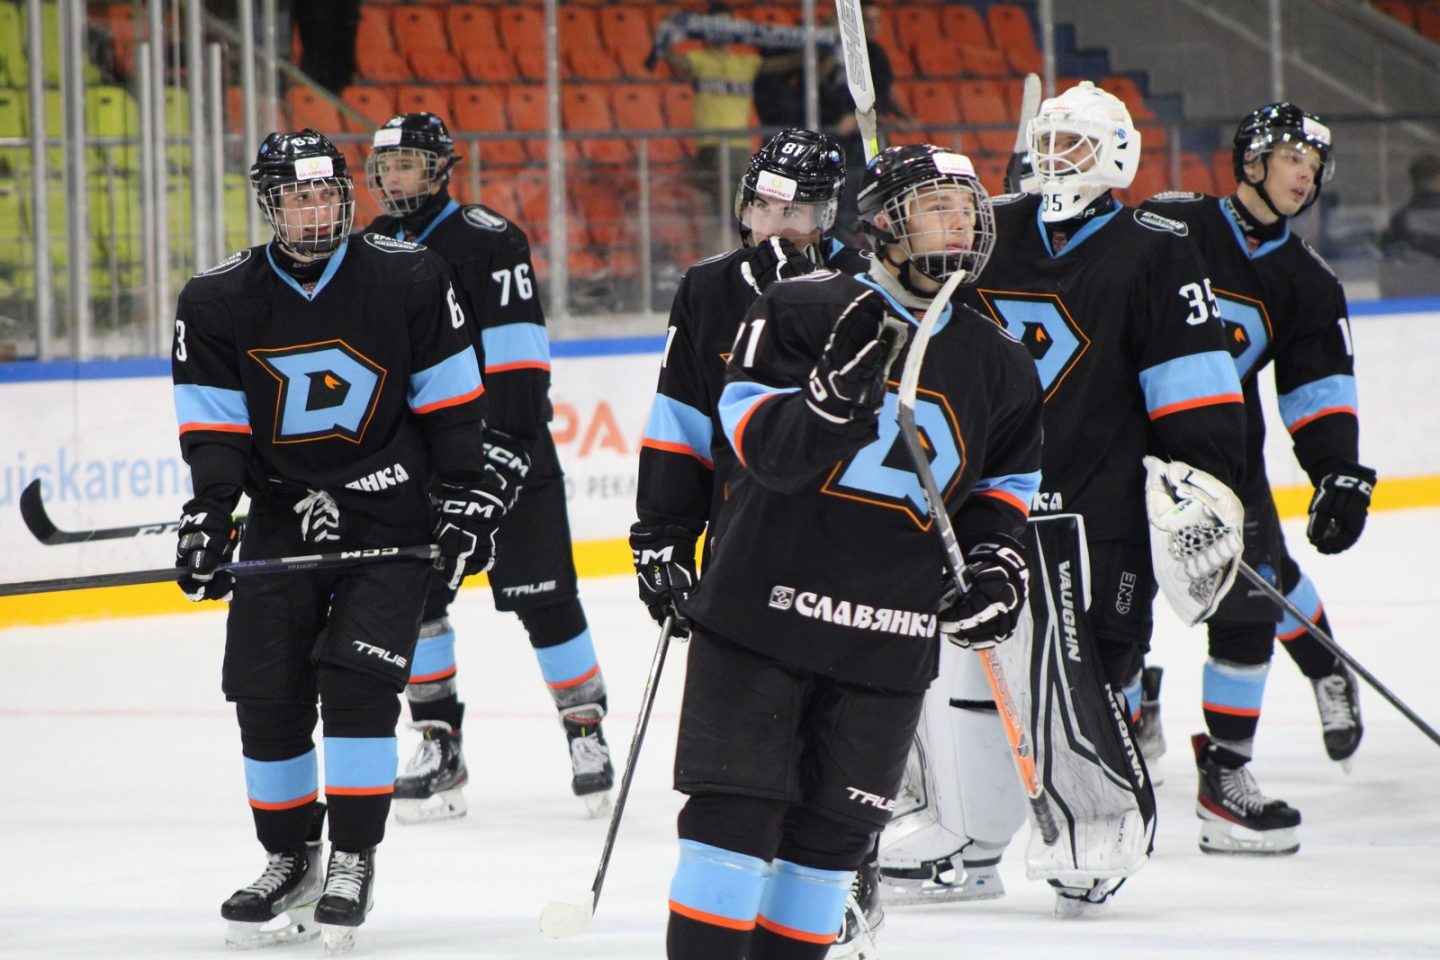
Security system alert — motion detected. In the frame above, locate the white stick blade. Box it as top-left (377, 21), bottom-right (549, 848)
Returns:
top-left (538, 897), bottom-right (594, 939)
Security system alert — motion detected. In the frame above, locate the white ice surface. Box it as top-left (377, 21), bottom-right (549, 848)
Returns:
top-left (2, 510), bottom-right (1438, 959)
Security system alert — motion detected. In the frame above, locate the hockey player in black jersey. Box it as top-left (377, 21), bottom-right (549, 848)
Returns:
top-left (959, 81), bottom-right (1249, 913)
top-left (631, 128), bottom-right (867, 631)
top-left (362, 112), bottom-right (614, 822)
top-left (1141, 104), bottom-right (1374, 853)
top-left (172, 129), bottom-right (504, 952)
top-left (661, 143), bottom-right (1043, 959)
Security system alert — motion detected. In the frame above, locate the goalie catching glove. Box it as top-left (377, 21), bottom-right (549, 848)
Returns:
top-left (740, 236), bottom-right (817, 296)
top-left (804, 290), bottom-right (910, 425)
top-left (1144, 455), bottom-right (1243, 625)
top-left (629, 522), bottom-right (698, 640)
top-left (175, 497), bottom-right (240, 602)
top-left (938, 533), bottom-right (1030, 648)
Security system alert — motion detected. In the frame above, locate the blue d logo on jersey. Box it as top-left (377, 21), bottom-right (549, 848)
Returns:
top-left (1214, 289), bottom-right (1272, 381)
top-left (823, 392), bottom-right (964, 528)
top-left (978, 292), bottom-right (1090, 400)
top-left (249, 340), bottom-right (387, 443)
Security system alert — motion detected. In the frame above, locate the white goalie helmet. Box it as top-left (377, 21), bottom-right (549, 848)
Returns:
top-left (1026, 81), bottom-right (1141, 222)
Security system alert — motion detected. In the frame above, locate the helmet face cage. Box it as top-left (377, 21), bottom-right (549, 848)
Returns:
top-left (878, 175), bottom-right (995, 284)
top-left (1026, 82), bottom-right (1139, 222)
top-left (258, 176), bottom-right (355, 257)
top-left (366, 146), bottom-right (447, 217)
top-left (1232, 104), bottom-right (1334, 192)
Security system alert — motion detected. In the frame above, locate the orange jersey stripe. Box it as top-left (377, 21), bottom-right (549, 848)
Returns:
top-left (755, 915), bottom-right (839, 945)
top-left (325, 785), bottom-right (395, 797)
top-left (732, 393), bottom-right (782, 468)
top-left (1287, 406), bottom-right (1357, 435)
top-left (975, 488), bottom-right (1031, 516)
top-left (408, 666), bottom-right (457, 684)
top-left (413, 383), bottom-right (485, 416)
top-left (668, 901), bottom-right (756, 931)
top-left (249, 790), bottom-right (319, 811)
top-left (548, 664), bottom-right (600, 690)
top-left (486, 361), bottom-right (552, 374)
top-left (640, 438), bottom-right (715, 469)
top-left (1202, 702), bottom-right (1262, 718)
top-left (1148, 393), bottom-right (1245, 421)
top-left (179, 421), bottom-right (252, 435)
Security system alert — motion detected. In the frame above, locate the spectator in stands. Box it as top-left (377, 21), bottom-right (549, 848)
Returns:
top-left (1380, 153), bottom-right (1440, 260)
top-left (293, 0), bottom-right (361, 93)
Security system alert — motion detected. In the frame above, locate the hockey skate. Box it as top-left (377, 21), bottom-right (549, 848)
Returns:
top-left (393, 720), bottom-right (468, 824)
top-left (221, 803), bottom-right (325, 949)
top-left (878, 855), bottom-right (1004, 904)
top-left (314, 847), bottom-right (375, 955)
top-left (1134, 666), bottom-right (1167, 785)
top-left (562, 704), bottom-right (614, 818)
top-left (830, 856), bottom-right (883, 958)
top-left (1050, 878), bottom-right (1116, 919)
top-left (1192, 734), bottom-right (1300, 856)
top-left (1312, 666), bottom-right (1363, 768)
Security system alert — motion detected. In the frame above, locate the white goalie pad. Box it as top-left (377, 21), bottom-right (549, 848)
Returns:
top-left (1143, 456), bottom-right (1244, 626)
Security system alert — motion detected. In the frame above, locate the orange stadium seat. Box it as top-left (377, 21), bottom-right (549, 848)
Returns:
top-left (285, 87), bottom-right (343, 134)
top-left (341, 86), bottom-right (397, 132)
top-left (1371, 0), bottom-right (1416, 27)
top-left (1418, 2), bottom-right (1440, 40)
top-left (987, 3), bottom-right (1043, 75)
top-left (394, 85), bottom-right (452, 122)
top-left (568, 48), bottom-right (623, 82)
top-left (880, 40), bottom-right (915, 80)
top-left (391, 6), bottom-right (447, 60)
top-left (1180, 151), bottom-right (1217, 195)
top-left (447, 6), bottom-right (500, 48)
top-left (911, 37), bottom-right (962, 79)
top-left (451, 87), bottom-right (529, 167)
top-left (661, 82), bottom-right (697, 158)
top-left (908, 81), bottom-right (964, 129)
top-left (1212, 149), bottom-right (1237, 193)
top-left (972, 154), bottom-right (1009, 197)
top-left (960, 46), bottom-right (1008, 78)
top-left (476, 175), bottom-right (520, 222)
top-left (941, 5), bottom-right (992, 48)
top-left (1120, 163), bottom-right (1172, 205)
top-left (600, 7), bottom-right (655, 62)
top-left (515, 46), bottom-right (548, 83)
top-left (611, 84), bottom-right (686, 164)
top-left (562, 86), bottom-right (629, 165)
top-left (409, 49), bottom-right (466, 84)
top-left (559, 6), bottom-right (604, 54)
top-left (1103, 75), bottom-right (1156, 122)
top-left (892, 7), bottom-right (943, 56)
top-left (355, 7), bottom-right (411, 84)
top-left (958, 80), bottom-right (1013, 155)
top-left (498, 7), bottom-right (544, 53)
top-left (463, 42), bottom-right (520, 84)
top-left (508, 85), bottom-right (576, 164)
top-left (1137, 123), bottom-right (1168, 151)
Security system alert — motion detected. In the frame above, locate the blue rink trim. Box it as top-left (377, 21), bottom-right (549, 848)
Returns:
top-left (410, 628), bottom-right (457, 682)
top-left (1138, 351), bottom-right (1243, 417)
top-left (483, 322), bottom-right (552, 369)
top-left (643, 394), bottom-right (714, 463)
top-left (1278, 374), bottom-right (1357, 431)
top-left (409, 348), bottom-right (484, 414)
top-left (1202, 659), bottom-right (1269, 714)
top-left (1278, 574), bottom-right (1323, 639)
top-left (323, 737), bottom-right (398, 791)
top-left (536, 629), bottom-right (599, 687)
top-left (174, 383), bottom-right (250, 430)
top-left (669, 840), bottom-right (768, 925)
top-left (244, 750), bottom-right (318, 807)
top-left (758, 859), bottom-right (852, 939)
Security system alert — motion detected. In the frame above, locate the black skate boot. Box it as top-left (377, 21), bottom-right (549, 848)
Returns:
top-left (393, 720), bottom-right (468, 824)
top-left (562, 703), bottom-right (614, 818)
top-left (1135, 666), bottom-right (1167, 784)
top-left (1311, 665), bottom-right (1363, 768)
top-left (831, 853), bottom-right (883, 958)
top-left (1192, 733), bottom-right (1300, 856)
top-left (314, 847), bottom-right (375, 955)
top-left (221, 803), bottom-right (326, 949)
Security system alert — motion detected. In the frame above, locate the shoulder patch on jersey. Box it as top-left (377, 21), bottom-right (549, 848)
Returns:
top-left (362, 232), bottom-right (424, 254)
top-left (1148, 190), bottom-right (1204, 203)
top-left (1132, 209), bottom-right (1189, 236)
top-left (1298, 237), bottom-right (1338, 279)
top-left (989, 191), bottom-right (1028, 206)
top-left (193, 248), bottom-right (252, 277)
top-left (461, 205), bottom-right (509, 232)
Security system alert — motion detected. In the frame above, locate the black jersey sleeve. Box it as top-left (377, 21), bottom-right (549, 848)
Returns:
top-left (635, 274), bottom-right (717, 535)
top-left (172, 283), bottom-right (250, 507)
top-left (1133, 232), bottom-right (1247, 488)
top-left (406, 251), bottom-right (488, 481)
top-left (1274, 248), bottom-right (1361, 481)
top-left (715, 283), bottom-right (878, 493)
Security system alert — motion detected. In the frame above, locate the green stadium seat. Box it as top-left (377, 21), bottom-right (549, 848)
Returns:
top-left (0, 87), bottom-right (28, 175)
top-left (87, 85), bottom-right (142, 173)
top-left (90, 173), bottom-right (142, 269)
top-left (0, 177), bottom-right (27, 267)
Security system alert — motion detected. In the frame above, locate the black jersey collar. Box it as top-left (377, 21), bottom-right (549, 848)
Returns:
top-left (1034, 194), bottom-right (1120, 259)
top-left (394, 189), bottom-right (457, 242)
top-left (1219, 195), bottom-right (1289, 260)
top-left (265, 240), bottom-right (349, 301)
top-left (857, 264), bottom-right (953, 334)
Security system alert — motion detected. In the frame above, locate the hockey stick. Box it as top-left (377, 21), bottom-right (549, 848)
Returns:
top-left (0, 545), bottom-right (439, 598)
top-left (896, 270), bottom-right (1061, 846)
top-left (834, 0), bottom-right (879, 162)
top-left (1003, 72), bottom-right (1042, 194)
top-left (20, 479), bottom-right (187, 544)
top-left (1237, 561), bottom-right (1440, 748)
top-left (539, 615), bottom-right (677, 939)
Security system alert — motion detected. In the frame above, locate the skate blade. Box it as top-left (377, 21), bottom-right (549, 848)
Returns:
top-left (878, 875), bottom-right (1003, 906)
top-left (1197, 817), bottom-right (1299, 856)
top-left (1338, 756), bottom-right (1355, 775)
top-left (581, 790), bottom-right (612, 820)
top-left (321, 924), bottom-right (359, 955)
top-left (394, 788), bottom-right (467, 825)
top-left (224, 906), bottom-right (320, 950)
top-left (1053, 894), bottom-right (1108, 919)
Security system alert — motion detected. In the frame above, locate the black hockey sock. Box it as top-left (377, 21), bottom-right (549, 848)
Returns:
top-left (666, 911), bottom-right (750, 960)
top-left (408, 693), bottom-right (465, 731)
top-left (1278, 610), bottom-right (1342, 679)
top-left (749, 926), bottom-right (833, 960)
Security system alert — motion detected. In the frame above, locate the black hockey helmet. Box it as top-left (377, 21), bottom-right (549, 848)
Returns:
top-left (1231, 102), bottom-right (1334, 212)
top-left (366, 112), bottom-right (461, 217)
top-left (734, 128), bottom-right (846, 245)
top-left (250, 128), bottom-right (354, 257)
top-left (856, 143), bottom-right (995, 288)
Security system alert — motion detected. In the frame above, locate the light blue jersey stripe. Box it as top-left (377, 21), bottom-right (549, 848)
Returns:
top-left (483, 323), bottom-right (551, 370)
top-left (244, 750), bottom-right (318, 806)
top-left (410, 627), bottom-right (457, 681)
top-left (1202, 660), bottom-right (1268, 713)
top-left (174, 384), bottom-right (249, 429)
top-left (973, 470), bottom-right (1042, 510)
top-left (758, 859), bottom-right (851, 938)
top-left (409, 348), bottom-right (483, 414)
top-left (718, 381), bottom-right (799, 453)
top-left (536, 629), bottom-right (600, 687)
top-left (1278, 374), bottom-right (1357, 432)
top-left (323, 737), bottom-right (398, 790)
top-left (643, 394), bottom-right (714, 464)
top-left (1139, 351), bottom-right (1242, 418)
top-left (1278, 574), bottom-right (1323, 639)
top-left (669, 840), bottom-right (768, 923)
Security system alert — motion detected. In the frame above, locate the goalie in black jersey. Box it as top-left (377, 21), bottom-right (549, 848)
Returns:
top-left (1141, 104), bottom-right (1375, 850)
top-left (362, 112), bottom-right (615, 823)
top-left (658, 144), bottom-right (1042, 959)
top-left (172, 129), bottom-right (503, 952)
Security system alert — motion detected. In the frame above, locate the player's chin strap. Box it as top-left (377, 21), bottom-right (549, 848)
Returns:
top-left (1244, 157), bottom-right (1320, 220)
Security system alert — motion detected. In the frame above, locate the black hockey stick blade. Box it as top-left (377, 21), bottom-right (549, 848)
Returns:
top-left (0, 545), bottom-right (439, 598)
top-left (1238, 561), bottom-right (1440, 748)
top-left (20, 480), bottom-right (180, 545)
top-left (540, 615), bottom-right (677, 939)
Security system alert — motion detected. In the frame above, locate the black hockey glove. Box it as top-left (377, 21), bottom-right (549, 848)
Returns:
top-left (1306, 461), bottom-right (1376, 555)
top-left (433, 477), bottom-right (508, 591)
top-left (482, 429), bottom-right (531, 512)
top-left (938, 534), bottom-right (1030, 649)
top-left (740, 236), bottom-right (817, 296)
top-left (176, 497), bottom-right (239, 602)
top-left (804, 290), bottom-right (909, 425)
top-left (629, 522), bottom-right (698, 639)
